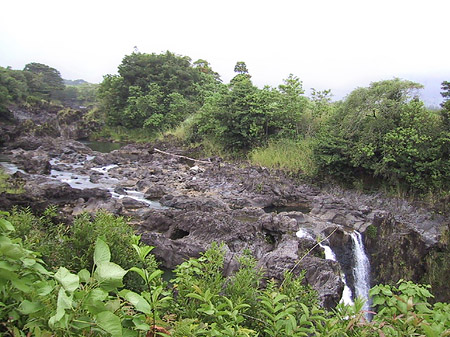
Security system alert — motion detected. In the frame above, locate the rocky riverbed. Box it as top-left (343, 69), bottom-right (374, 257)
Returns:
top-left (0, 134), bottom-right (449, 305)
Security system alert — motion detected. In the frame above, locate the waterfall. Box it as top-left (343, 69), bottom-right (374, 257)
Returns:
top-left (319, 242), bottom-right (354, 306)
top-left (350, 231), bottom-right (371, 313)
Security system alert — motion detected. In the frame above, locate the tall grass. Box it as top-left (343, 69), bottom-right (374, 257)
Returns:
top-left (249, 138), bottom-right (317, 177)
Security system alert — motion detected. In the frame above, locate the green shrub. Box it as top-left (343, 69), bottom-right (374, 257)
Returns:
top-left (5, 208), bottom-right (148, 291)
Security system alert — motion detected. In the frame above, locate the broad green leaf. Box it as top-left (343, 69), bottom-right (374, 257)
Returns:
top-left (78, 269), bottom-right (91, 283)
top-left (32, 262), bottom-right (51, 275)
top-left (132, 316), bottom-right (151, 331)
top-left (94, 261), bottom-right (127, 290)
top-left (0, 269), bottom-right (18, 281)
top-left (119, 289), bottom-right (151, 314)
top-left (49, 288), bottom-right (72, 326)
top-left (22, 258), bottom-right (36, 267)
top-left (94, 237), bottom-right (111, 266)
top-left (96, 311), bottom-right (123, 337)
top-left (0, 243), bottom-right (24, 259)
top-left (372, 296), bottom-right (386, 306)
top-left (123, 328), bottom-right (139, 337)
top-left (19, 300), bottom-right (44, 314)
top-left (54, 267), bottom-right (79, 293)
top-left (0, 260), bottom-right (17, 271)
top-left (86, 288), bottom-right (108, 315)
top-left (56, 287), bottom-right (73, 310)
top-left (0, 218), bottom-right (14, 232)
top-left (35, 280), bottom-right (54, 296)
top-left (11, 278), bottom-right (31, 292)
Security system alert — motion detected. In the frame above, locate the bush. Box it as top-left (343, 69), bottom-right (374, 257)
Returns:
top-left (5, 208), bottom-right (148, 291)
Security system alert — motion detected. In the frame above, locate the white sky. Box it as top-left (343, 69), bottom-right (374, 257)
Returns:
top-left (1, 0), bottom-right (449, 104)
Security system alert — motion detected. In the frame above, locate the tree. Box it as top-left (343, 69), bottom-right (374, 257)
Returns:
top-left (231, 61), bottom-right (251, 84)
top-left (193, 59), bottom-right (221, 82)
top-left (234, 61), bottom-right (249, 75)
top-left (440, 81), bottom-right (450, 130)
top-left (117, 51), bottom-right (201, 98)
top-left (275, 74), bottom-right (309, 137)
top-left (23, 62), bottom-right (64, 98)
top-left (0, 66), bottom-right (28, 117)
top-left (314, 78), bottom-right (448, 192)
top-left (100, 51), bottom-right (204, 130)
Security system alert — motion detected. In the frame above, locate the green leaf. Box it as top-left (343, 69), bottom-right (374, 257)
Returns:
top-left (78, 269), bottom-right (91, 283)
top-left (96, 311), bottom-right (123, 337)
top-left (54, 267), bottom-right (79, 293)
top-left (11, 278), bottom-right (31, 292)
top-left (147, 269), bottom-right (163, 282)
top-left (86, 288), bottom-right (109, 315)
top-left (0, 218), bottom-right (14, 232)
top-left (94, 261), bottom-right (127, 290)
top-left (49, 288), bottom-right (72, 326)
top-left (132, 316), bottom-right (151, 331)
top-left (119, 289), bottom-right (151, 314)
top-left (0, 260), bottom-right (17, 271)
top-left (56, 287), bottom-right (73, 310)
top-left (372, 296), bottom-right (386, 306)
top-left (22, 258), bottom-right (36, 267)
top-left (19, 300), bottom-right (44, 314)
top-left (94, 237), bottom-right (111, 266)
top-left (0, 242), bottom-right (24, 259)
top-left (129, 266), bottom-right (146, 282)
top-left (35, 280), bottom-right (54, 296)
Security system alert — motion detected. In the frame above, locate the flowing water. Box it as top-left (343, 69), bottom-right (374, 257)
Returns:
top-left (319, 242), bottom-right (354, 306)
top-left (351, 231), bottom-right (371, 315)
top-left (1, 155), bottom-right (166, 210)
top-left (296, 228), bottom-right (354, 306)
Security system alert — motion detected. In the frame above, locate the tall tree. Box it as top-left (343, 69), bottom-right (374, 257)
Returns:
top-left (23, 62), bottom-right (64, 98)
top-left (440, 81), bottom-right (450, 130)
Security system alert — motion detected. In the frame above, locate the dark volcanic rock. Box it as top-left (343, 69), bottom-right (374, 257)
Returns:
top-left (1, 134), bottom-right (448, 306)
top-left (11, 149), bottom-right (51, 174)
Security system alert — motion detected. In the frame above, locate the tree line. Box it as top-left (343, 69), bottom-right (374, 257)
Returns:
top-left (96, 51), bottom-right (449, 198)
top-left (1, 52), bottom-right (449, 198)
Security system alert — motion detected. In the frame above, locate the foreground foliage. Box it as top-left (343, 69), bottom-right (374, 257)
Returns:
top-left (1, 211), bottom-right (449, 336)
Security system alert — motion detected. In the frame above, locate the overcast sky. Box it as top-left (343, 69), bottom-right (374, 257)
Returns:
top-left (1, 0), bottom-right (449, 104)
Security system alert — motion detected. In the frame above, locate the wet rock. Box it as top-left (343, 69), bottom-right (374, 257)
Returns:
top-left (11, 149), bottom-right (51, 174)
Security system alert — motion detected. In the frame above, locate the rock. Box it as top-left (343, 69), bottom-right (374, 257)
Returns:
top-left (143, 185), bottom-right (166, 199)
top-left (297, 257), bottom-right (344, 308)
top-left (1, 134), bottom-right (448, 305)
top-left (11, 149), bottom-right (51, 174)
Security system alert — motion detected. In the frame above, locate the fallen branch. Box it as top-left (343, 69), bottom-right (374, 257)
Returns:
top-left (153, 148), bottom-right (213, 165)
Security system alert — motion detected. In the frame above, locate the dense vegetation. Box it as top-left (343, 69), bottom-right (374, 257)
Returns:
top-left (1, 209), bottom-right (449, 336)
top-left (0, 63), bottom-right (98, 118)
top-left (94, 51), bottom-right (449, 200)
top-left (1, 52), bottom-right (449, 200)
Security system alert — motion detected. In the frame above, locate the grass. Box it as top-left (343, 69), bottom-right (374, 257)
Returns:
top-left (249, 138), bottom-right (318, 177)
top-left (0, 168), bottom-right (24, 194)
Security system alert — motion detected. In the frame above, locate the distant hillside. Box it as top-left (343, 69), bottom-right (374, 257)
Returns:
top-left (64, 79), bottom-right (89, 86)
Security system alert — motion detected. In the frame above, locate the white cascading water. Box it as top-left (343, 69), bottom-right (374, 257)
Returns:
top-left (319, 243), bottom-right (354, 306)
top-left (350, 231), bottom-right (371, 313)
